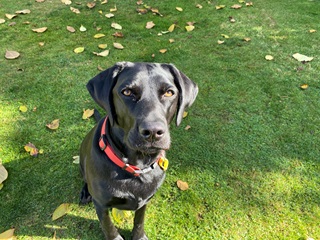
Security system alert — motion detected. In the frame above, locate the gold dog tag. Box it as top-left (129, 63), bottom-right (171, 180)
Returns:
top-left (158, 157), bottom-right (169, 171)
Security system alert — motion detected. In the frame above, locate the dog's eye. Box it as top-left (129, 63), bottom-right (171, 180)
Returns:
top-left (164, 90), bottom-right (174, 97)
top-left (122, 89), bottom-right (132, 96)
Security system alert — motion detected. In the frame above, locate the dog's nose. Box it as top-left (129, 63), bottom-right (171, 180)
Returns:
top-left (139, 123), bottom-right (165, 141)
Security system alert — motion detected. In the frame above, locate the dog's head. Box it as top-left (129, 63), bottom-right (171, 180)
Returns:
top-left (87, 62), bottom-right (198, 154)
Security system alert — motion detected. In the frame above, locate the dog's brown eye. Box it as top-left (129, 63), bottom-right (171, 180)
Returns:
top-left (122, 89), bottom-right (132, 96)
top-left (164, 90), bottom-right (174, 97)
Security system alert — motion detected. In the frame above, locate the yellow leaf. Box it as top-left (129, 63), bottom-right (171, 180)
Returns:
top-left (32, 27), bottom-right (48, 33)
top-left (196, 4), bottom-right (203, 9)
top-left (300, 84), bottom-right (309, 90)
top-left (292, 53), bottom-right (313, 62)
top-left (146, 21), bottom-right (155, 29)
top-left (215, 5), bottom-right (225, 10)
top-left (82, 109), bottom-right (94, 119)
top-left (0, 228), bottom-right (15, 240)
top-left (46, 119), bottom-right (60, 130)
top-left (111, 208), bottom-right (131, 224)
top-left (159, 49), bottom-right (167, 54)
top-left (169, 38), bottom-right (175, 43)
top-left (93, 50), bottom-right (110, 57)
top-left (168, 24), bottom-right (175, 32)
top-left (158, 157), bottom-right (169, 171)
top-left (183, 111), bottom-right (188, 118)
top-left (74, 47), bottom-right (85, 53)
top-left (176, 7), bottom-right (183, 12)
top-left (0, 183), bottom-right (3, 190)
top-left (217, 40), bottom-right (225, 44)
top-left (5, 14), bottom-right (16, 19)
top-left (98, 44), bottom-right (108, 49)
top-left (111, 22), bottom-right (122, 30)
top-left (243, 37), bottom-right (251, 42)
top-left (66, 26), bottom-right (76, 33)
top-left (309, 29), bottom-right (316, 33)
top-left (24, 142), bottom-right (39, 156)
top-left (113, 42), bottom-right (124, 49)
top-left (19, 105), bottom-right (28, 112)
top-left (265, 55), bottom-right (274, 61)
top-left (221, 34), bottom-right (229, 39)
top-left (94, 33), bottom-right (105, 39)
top-left (110, 5), bottom-right (117, 12)
top-left (231, 4), bottom-right (242, 9)
top-left (246, 2), bottom-right (253, 6)
top-left (16, 9), bottom-right (31, 14)
top-left (177, 180), bottom-right (189, 191)
top-left (0, 19), bottom-right (6, 24)
top-left (52, 203), bottom-right (69, 221)
top-left (0, 164), bottom-right (8, 184)
top-left (73, 156), bottom-right (80, 164)
top-left (79, 25), bottom-right (86, 32)
top-left (185, 25), bottom-right (195, 32)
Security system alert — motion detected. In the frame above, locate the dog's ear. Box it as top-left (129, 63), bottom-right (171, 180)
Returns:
top-left (86, 62), bottom-right (129, 125)
top-left (164, 64), bottom-right (198, 126)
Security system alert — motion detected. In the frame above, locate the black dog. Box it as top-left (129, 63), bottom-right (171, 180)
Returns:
top-left (79, 62), bottom-right (198, 240)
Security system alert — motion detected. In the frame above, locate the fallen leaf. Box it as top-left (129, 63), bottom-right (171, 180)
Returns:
top-left (265, 55), bottom-right (274, 61)
top-left (221, 34), bottom-right (229, 39)
top-left (185, 25), bottom-right (195, 32)
top-left (229, 16), bottom-right (236, 23)
top-left (39, 42), bottom-right (45, 46)
top-left (19, 105), bottom-right (27, 112)
top-left (113, 42), bottom-right (124, 49)
top-left (24, 142), bottom-right (39, 156)
top-left (159, 49), bottom-right (167, 54)
top-left (112, 32), bottom-right (124, 38)
top-left (46, 119), bottom-right (59, 130)
top-left (243, 37), bottom-right (251, 42)
top-left (185, 125), bottom-right (191, 130)
top-left (246, 2), bottom-right (253, 6)
top-left (110, 5), bottom-right (117, 12)
top-left (94, 33), bottom-right (105, 39)
top-left (79, 25), bottom-right (86, 32)
top-left (309, 29), bottom-right (316, 33)
top-left (0, 164), bottom-right (8, 184)
top-left (105, 13), bottom-right (114, 18)
top-left (196, 4), bottom-right (203, 9)
top-left (217, 40), bottom-right (225, 44)
top-left (169, 38), bottom-right (175, 43)
top-left (151, 8), bottom-right (163, 16)
top-left (300, 84), bottom-right (309, 90)
top-left (5, 50), bottom-right (20, 60)
top-left (52, 203), bottom-right (69, 221)
top-left (5, 14), bottom-right (16, 19)
top-left (93, 50), bottom-right (110, 57)
top-left (0, 19), bottom-right (5, 24)
top-left (231, 4), bottom-right (242, 9)
top-left (177, 180), bottom-right (189, 191)
top-left (146, 21), bottom-right (155, 29)
top-left (101, 0), bottom-right (108, 4)
top-left (0, 228), bottom-right (15, 239)
top-left (74, 47), bottom-right (85, 53)
top-left (168, 24), bottom-right (175, 32)
top-left (292, 53), bottom-right (313, 62)
top-left (70, 7), bottom-right (80, 14)
top-left (137, 8), bottom-right (148, 14)
top-left (0, 184), bottom-right (3, 190)
top-left (87, 2), bottom-right (95, 9)
top-left (136, 0), bottom-right (143, 5)
top-left (186, 21), bottom-right (195, 26)
top-left (82, 109), bottom-right (94, 119)
top-left (176, 7), bottom-right (183, 12)
top-left (98, 44), bottom-right (108, 49)
top-left (67, 26), bottom-right (76, 33)
top-left (238, 0), bottom-right (245, 3)
top-left (111, 208), bottom-right (131, 224)
top-left (32, 27), bottom-right (47, 33)
top-left (73, 156), bottom-right (80, 164)
top-left (15, 9), bottom-right (31, 14)
top-left (61, 0), bottom-right (72, 5)
top-left (215, 5), bottom-right (225, 10)
top-left (111, 22), bottom-right (122, 30)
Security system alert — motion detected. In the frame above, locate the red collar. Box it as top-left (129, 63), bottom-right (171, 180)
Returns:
top-left (99, 117), bottom-right (168, 177)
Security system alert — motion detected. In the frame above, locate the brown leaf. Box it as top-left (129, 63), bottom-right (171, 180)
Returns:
top-left (32, 27), bottom-right (47, 33)
top-left (177, 180), bottom-right (189, 191)
top-left (136, 0), bottom-right (143, 5)
top-left (5, 50), bottom-right (20, 60)
top-left (137, 8), bottom-right (148, 14)
top-left (151, 8), bottom-right (163, 16)
top-left (112, 32), bottom-right (124, 38)
top-left (66, 26), bottom-right (76, 33)
top-left (87, 2), bottom-right (96, 9)
top-left (185, 125), bottom-right (191, 130)
top-left (46, 119), bottom-right (60, 130)
top-left (231, 4), bottom-right (242, 9)
top-left (70, 7), bottom-right (80, 14)
top-left (146, 21), bottom-right (155, 29)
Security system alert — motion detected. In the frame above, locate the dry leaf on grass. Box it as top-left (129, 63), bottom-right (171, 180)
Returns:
top-left (46, 119), bottom-right (59, 130)
top-left (111, 22), bottom-right (122, 30)
top-left (70, 7), bottom-right (80, 14)
top-left (0, 228), bottom-right (15, 239)
top-left (168, 24), bottom-right (175, 32)
top-left (16, 9), bottom-right (31, 14)
top-left (74, 47), bottom-right (85, 53)
top-left (5, 14), bottom-right (16, 19)
top-left (177, 180), bottom-right (189, 191)
top-left (52, 203), bottom-right (70, 221)
top-left (231, 4), bottom-right (242, 9)
top-left (82, 109), bottom-right (94, 119)
top-left (300, 84), bottom-right (309, 90)
top-left (265, 55), bottom-right (274, 61)
top-left (292, 53), bottom-right (313, 62)
top-left (146, 21), bottom-right (155, 29)
top-left (93, 50), bottom-right (110, 57)
top-left (113, 42), bottom-right (124, 49)
top-left (105, 13), bottom-right (114, 18)
top-left (24, 142), bottom-right (39, 156)
top-left (176, 7), bottom-right (183, 12)
top-left (185, 25), bottom-right (195, 32)
top-left (0, 164), bottom-right (8, 185)
top-left (0, 19), bottom-right (5, 24)
top-left (32, 27), bottom-right (47, 33)
top-left (79, 25), bottom-right (86, 32)
top-left (94, 33), bottom-right (105, 39)
top-left (159, 49), bottom-right (167, 54)
top-left (19, 105), bottom-right (27, 112)
top-left (5, 50), bottom-right (20, 60)
top-left (66, 26), bottom-right (76, 32)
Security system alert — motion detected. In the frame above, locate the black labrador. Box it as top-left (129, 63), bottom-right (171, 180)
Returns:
top-left (79, 62), bottom-right (198, 240)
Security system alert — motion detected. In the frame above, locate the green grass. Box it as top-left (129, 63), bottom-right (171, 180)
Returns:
top-left (0, 0), bottom-right (319, 239)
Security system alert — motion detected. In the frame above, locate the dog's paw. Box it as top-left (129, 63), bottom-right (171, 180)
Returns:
top-left (79, 184), bottom-right (92, 205)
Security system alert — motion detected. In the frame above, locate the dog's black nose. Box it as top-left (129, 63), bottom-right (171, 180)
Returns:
top-left (139, 123), bottom-right (165, 141)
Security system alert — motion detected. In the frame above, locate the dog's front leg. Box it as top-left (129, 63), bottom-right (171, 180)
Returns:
top-left (93, 201), bottom-right (124, 240)
top-left (132, 204), bottom-right (148, 240)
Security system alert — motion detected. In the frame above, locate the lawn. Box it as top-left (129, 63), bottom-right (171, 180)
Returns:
top-left (0, 0), bottom-right (319, 239)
